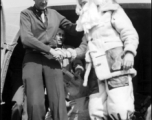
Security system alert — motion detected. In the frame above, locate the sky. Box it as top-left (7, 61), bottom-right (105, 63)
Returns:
top-left (2, 0), bottom-right (151, 8)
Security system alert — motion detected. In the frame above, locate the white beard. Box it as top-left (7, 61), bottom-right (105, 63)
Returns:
top-left (75, 0), bottom-right (119, 34)
top-left (76, 1), bottom-right (102, 33)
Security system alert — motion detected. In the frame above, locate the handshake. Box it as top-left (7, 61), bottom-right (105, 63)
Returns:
top-left (50, 48), bottom-right (77, 61)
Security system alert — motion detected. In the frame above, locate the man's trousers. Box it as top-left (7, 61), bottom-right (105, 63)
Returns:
top-left (22, 52), bottom-right (68, 120)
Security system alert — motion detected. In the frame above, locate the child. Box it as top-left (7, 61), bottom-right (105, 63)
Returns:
top-left (67, 0), bottom-right (139, 120)
top-left (55, 28), bottom-right (89, 120)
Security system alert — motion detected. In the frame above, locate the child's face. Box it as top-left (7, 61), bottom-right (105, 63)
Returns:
top-left (55, 29), bottom-right (65, 46)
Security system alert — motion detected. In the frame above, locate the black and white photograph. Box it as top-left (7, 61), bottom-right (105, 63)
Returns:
top-left (1, 0), bottom-right (151, 120)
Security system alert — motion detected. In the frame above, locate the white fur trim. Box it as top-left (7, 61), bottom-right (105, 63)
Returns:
top-left (124, 44), bottom-right (137, 56)
top-left (75, 65), bottom-right (84, 71)
top-left (83, 63), bottom-right (92, 86)
top-left (98, 68), bottom-right (137, 81)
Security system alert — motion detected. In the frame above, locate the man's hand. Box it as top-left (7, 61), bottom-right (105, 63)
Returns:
top-left (123, 52), bottom-right (134, 70)
top-left (55, 48), bottom-right (72, 58)
top-left (67, 48), bottom-right (77, 60)
top-left (55, 48), bottom-right (66, 58)
top-left (50, 48), bottom-right (63, 61)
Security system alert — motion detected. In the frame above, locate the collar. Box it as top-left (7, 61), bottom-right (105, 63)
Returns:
top-left (33, 5), bottom-right (48, 16)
